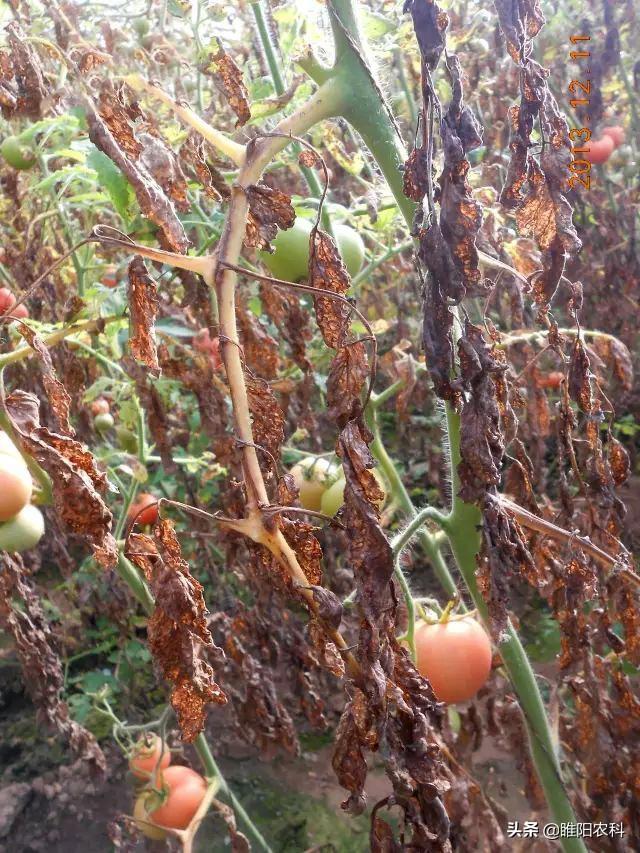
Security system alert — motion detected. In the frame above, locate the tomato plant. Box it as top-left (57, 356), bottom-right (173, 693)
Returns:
top-left (0, 505), bottom-right (45, 553)
top-left (129, 734), bottom-right (171, 780)
top-left (145, 766), bottom-right (207, 830)
top-left (0, 455), bottom-right (32, 522)
top-left (289, 456), bottom-right (341, 512)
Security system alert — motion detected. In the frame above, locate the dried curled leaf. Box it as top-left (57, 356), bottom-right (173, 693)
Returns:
top-left (18, 326), bottom-right (73, 436)
top-left (127, 256), bottom-right (160, 375)
top-left (205, 44), bottom-right (251, 127)
top-left (327, 342), bottom-right (369, 426)
top-left (148, 520), bottom-right (227, 741)
top-left (309, 228), bottom-right (352, 349)
top-left (245, 183), bottom-right (296, 252)
top-left (403, 0), bottom-right (449, 71)
top-left (6, 391), bottom-right (116, 566)
top-left (1, 23), bottom-right (47, 118)
top-left (246, 376), bottom-right (285, 462)
top-left (0, 555), bottom-right (106, 776)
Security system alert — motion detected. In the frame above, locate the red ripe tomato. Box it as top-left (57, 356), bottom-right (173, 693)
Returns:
top-left (587, 136), bottom-right (614, 164)
top-left (148, 766), bottom-right (207, 830)
top-left (91, 398), bottom-right (111, 416)
top-left (101, 266), bottom-right (118, 288)
top-left (539, 371), bottom-right (564, 389)
top-left (414, 617), bottom-right (493, 704)
top-left (129, 734), bottom-right (171, 780)
top-left (12, 303), bottom-right (29, 319)
top-left (601, 125), bottom-right (624, 148)
top-left (0, 288), bottom-right (16, 313)
top-left (128, 492), bottom-right (159, 526)
top-left (0, 455), bottom-right (32, 522)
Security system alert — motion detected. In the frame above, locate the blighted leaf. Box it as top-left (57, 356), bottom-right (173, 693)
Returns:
top-left (246, 376), bottom-right (285, 462)
top-left (127, 256), bottom-right (160, 375)
top-left (237, 298), bottom-right (280, 379)
top-left (494, 0), bottom-right (545, 62)
top-left (380, 341), bottom-right (417, 420)
top-left (2, 23), bottom-right (47, 118)
top-left (332, 699), bottom-right (368, 815)
top-left (204, 44), bottom-right (251, 127)
top-left (0, 555), bottom-right (106, 776)
top-left (403, 0), bottom-right (449, 71)
top-left (6, 391), bottom-right (116, 566)
top-left (245, 183), bottom-right (295, 251)
top-left (210, 799), bottom-right (250, 853)
top-left (149, 520), bottom-right (227, 741)
top-left (567, 338), bottom-right (592, 413)
top-left (327, 342), bottom-right (369, 426)
top-left (18, 326), bottom-right (73, 436)
top-left (280, 518), bottom-right (323, 586)
top-left (309, 228), bottom-right (352, 349)
top-left (608, 437), bottom-right (629, 487)
top-left (421, 275), bottom-right (458, 404)
top-left (83, 91), bottom-right (189, 253)
top-left (260, 283), bottom-right (312, 371)
top-left (179, 131), bottom-right (228, 201)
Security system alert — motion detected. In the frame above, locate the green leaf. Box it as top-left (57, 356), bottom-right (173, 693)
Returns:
top-left (86, 146), bottom-right (134, 221)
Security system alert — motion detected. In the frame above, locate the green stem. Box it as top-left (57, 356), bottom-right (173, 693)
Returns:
top-left (115, 553), bottom-right (155, 614)
top-left (391, 506), bottom-right (450, 555)
top-left (351, 239), bottom-right (413, 288)
top-left (394, 556), bottom-right (417, 662)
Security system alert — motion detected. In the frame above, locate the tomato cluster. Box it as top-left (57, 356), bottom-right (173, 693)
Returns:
top-left (290, 455), bottom-right (387, 517)
top-left (588, 124), bottom-right (625, 164)
top-left (129, 736), bottom-right (207, 840)
top-left (0, 431), bottom-right (44, 553)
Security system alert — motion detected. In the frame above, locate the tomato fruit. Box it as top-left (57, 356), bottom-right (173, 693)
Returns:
top-left (94, 412), bottom-right (115, 432)
top-left (91, 398), bottom-right (110, 416)
top-left (0, 431), bottom-right (23, 461)
top-left (116, 425), bottom-right (139, 454)
top-left (601, 125), bottom-right (624, 148)
top-left (133, 794), bottom-right (167, 841)
top-left (12, 303), bottom-right (28, 319)
top-left (414, 617), bottom-right (493, 704)
top-left (0, 454), bottom-right (32, 522)
top-left (147, 766), bottom-right (207, 830)
top-left (260, 218), bottom-right (365, 282)
top-left (101, 265), bottom-right (118, 288)
top-left (129, 734), bottom-right (171, 780)
top-left (1, 136), bottom-right (36, 170)
top-left (0, 504), bottom-right (45, 552)
top-left (539, 371), bottom-right (564, 389)
top-left (320, 470), bottom-right (387, 517)
top-left (290, 456), bottom-right (340, 512)
top-left (0, 288), bottom-right (15, 313)
top-left (129, 492), bottom-right (159, 526)
top-left (587, 136), bottom-right (614, 164)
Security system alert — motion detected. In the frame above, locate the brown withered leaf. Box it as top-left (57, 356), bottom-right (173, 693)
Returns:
top-left (205, 44), bottom-right (251, 127)
top-left (567, 338), bottom-right (592, 413)
top-left (403, 0), bottom-right (449, 71)
top-left (0, 555), bottom-right (106, 776)
top-left (479, 498), bottom-right (536, 641)
top-left (127, 256), bottom-right (160, 375)
top-left (309, 227), bottom-right (352, 349)
top-left (236, 298), bottom-right (280, 379)
top-left (245, 183), bottom-right (295, 251)
top-left (18, 326), bottom-right (73, 435)
top-left (280, 518), bottom-right (322, 586)
top-left (457, 322), bottom-right (507, 503)
top-left (607, 437), bottom-right (629, 487)
top-left (306, 617), bottom-right (345, 678)
top-left (179, 131), bottom-right (228, 201)
top-left (83, 93), bottom-right (189, 254)
top-left (149, 520), bottom-right (227, 741)
top-left (380, 341), bottom-right (417, 420)
top-left (590, 334), bottom-right (633, 392)
top-left (210, 799), bottom-right (250, 853)
top-left (6, 391), bottom-right (116, 566)
top-left (403, 147), bottom-right (430, 202)
top-left (421, 275), bottom-right (458, 404)
top-left (2, 23), bottom-right (47, 118)
top-left (298, 149), bottom-right (317, 168)
top-left (259, 283), bottom-right (312, 371)
top-left (327, 342), bottom-right (369, 426)
top-left (494, 0), bottom-right (545, 62)
top-left (246, 376), bottom-right (285, 462)
top-left (75, 48), bottom-right (111, 73)
top-left (332, 698), bottom-right (368, 815)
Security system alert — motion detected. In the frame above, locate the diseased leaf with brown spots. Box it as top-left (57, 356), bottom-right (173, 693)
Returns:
top-left (332, 698), bottom-right (368, 815)
top-left (402, 147), bottom-right (430, 202)
top-left (327, 342), bottom-right (369, 426)
top-left (260, 283), bottom-right (312, 371)
top-left (149, 520), bottom-right (227, 741)
top-left (590, 334), bottom-right (633, 392)
top-left (179, 131), bottom-right (228, 201)
top-left (204, 44), bottom-right (251, 127)
top-left (568, 338), bottom-right (592, 413)
top-left (494, 0), bottom-right (545, 62)
top-left (83, 89), bottom-right (189, 254)
top-left (1, 23), bottom-right (47, 118)
top-left (608, 437), bottom-right (629, 487)
top-left (210, 799), bottom-right (250, 853)
top-left (127, 256), bottom-right (160, 375)
top-left (237, 297), bottom-right (280, 379)
top-left (245, 183), bottom-right (295, 251)
top-left (309, 228), bottom-right (352, 349)
top-left (246, 376), bottom-right (285, 462)
top-left (280, 518), bottom-right (322, 586)
top-left (18, 326), bottom-right (73, 436)
top-left (0, 555), bottom-right (106, 776)
top-left (421, 274), bottom-right (458, 404)
top-left (403, 0), bottom-right (449, 71)
top-left (6, 391), bottom-right (117, 566)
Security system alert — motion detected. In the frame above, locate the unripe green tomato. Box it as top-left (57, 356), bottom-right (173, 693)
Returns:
top-left (115, 425), bottom-right (139, 454)
top-left (469, 37), bottom-right (490, 53)
top-left (1, 136), bottom-right (36, 170)
top-left (94, 412), bottom-right (115, 433)
top-left (290, 456), bottom-right (340, 512)
top-left (260, 218), bottom-right (365, 282)
top-left (320, 470), bottom-right (387, 517)
top-left (133, 17), bottom-right (150, 37)
top-left (0, 504), bottom-right (45, 552)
